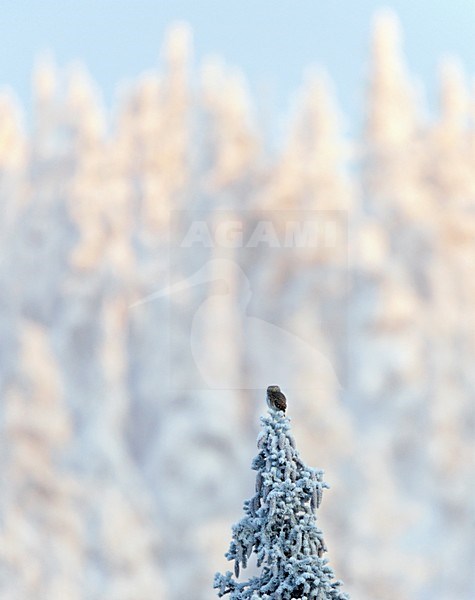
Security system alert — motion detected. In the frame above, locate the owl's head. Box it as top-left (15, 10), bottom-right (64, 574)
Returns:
top-left (267, 385), bottom-right (281, 393)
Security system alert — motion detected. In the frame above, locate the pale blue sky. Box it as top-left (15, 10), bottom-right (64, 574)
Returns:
top-left (1, 0), bottom-right (474, 131)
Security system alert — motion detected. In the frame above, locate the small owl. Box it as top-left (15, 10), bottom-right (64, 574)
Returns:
top-left (266, 385), bottom-right (287, 412)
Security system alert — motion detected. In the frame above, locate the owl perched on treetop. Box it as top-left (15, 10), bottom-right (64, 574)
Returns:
top-left (266, 385), bottom-right (287, 412)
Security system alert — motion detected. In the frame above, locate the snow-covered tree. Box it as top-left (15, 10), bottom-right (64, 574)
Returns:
top-left (0, 89), bottom-right (26, 251)
top-left (200, 59), bottom-right (260, 193)
top-left (0, 320), bottom-right (84, 600)
top-left (215, 406), bottom-right (348, 600)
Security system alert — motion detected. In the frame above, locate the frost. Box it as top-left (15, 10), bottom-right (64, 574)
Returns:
top-left (214, 409), bottom-right (349, 599)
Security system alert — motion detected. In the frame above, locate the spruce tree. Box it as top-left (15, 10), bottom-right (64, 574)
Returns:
top-left (214, 402), bottom-right (349, 599)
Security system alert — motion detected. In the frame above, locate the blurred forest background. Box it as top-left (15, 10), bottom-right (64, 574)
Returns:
top-left (0, 10), bottom-right (474, 600)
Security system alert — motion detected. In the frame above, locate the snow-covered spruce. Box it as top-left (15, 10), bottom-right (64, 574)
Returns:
top-left (214, 408), bottom-right (349, 599)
